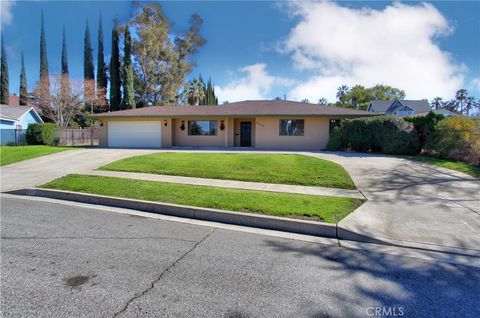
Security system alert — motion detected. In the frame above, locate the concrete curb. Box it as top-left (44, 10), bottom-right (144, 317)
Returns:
top-left (8, 188), bottom-right (337, 238)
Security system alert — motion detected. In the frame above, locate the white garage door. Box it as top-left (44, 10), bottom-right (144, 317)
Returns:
top-left (108, 121), bottom-right (162, 148)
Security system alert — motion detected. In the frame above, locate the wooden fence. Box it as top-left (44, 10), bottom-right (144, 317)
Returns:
top-left (55, 128), bottom-right (99, 146)
top-left (1, 128), bottom-right (27, 145)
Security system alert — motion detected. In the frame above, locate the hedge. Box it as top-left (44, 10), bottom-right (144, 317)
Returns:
top-left (26, 123), bottom-right (57, 146)
top-left (327, 116), bottom-right (420, 155)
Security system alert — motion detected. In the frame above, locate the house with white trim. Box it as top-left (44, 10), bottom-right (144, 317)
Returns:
top-left (0, 105), bottom-right (43, 145)
top-left (367, 100), bottom-right (431, 117)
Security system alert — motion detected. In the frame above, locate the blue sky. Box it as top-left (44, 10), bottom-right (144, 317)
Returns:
top-left (1, 1), bottom-right (479, 103)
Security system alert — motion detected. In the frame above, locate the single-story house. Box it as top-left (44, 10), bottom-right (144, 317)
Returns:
top-left (92, 100), bottom-right (374, 150)
top-left (367, 100), bottom-right (431, 117)
top-left (0, 105), bottom-right (43, 145)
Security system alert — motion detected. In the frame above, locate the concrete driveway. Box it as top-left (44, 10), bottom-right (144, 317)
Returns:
top-left (0, 148), bottom-right (159, 192)
top-left (2, 148), bottom-right (479, 253)
top-left (308, 152), bottom-right (480, 253)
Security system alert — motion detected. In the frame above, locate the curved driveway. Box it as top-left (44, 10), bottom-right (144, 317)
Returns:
top-left (309, 152), bottom-right (480, 253)
top-left (2, 148), bottom-right (479, 253)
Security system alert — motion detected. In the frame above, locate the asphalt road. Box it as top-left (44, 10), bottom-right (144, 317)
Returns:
top-left (1, 196), bottom-right (479, 318)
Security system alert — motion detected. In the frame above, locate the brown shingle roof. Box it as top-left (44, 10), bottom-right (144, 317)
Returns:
top-left (92, 100), bottom-right (375, 119)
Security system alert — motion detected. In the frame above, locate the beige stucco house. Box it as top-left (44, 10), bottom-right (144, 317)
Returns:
top-left (92, 100), bottom-right (373, 150)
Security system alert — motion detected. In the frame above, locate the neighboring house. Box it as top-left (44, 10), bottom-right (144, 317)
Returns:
top-left (367, 100), bottom-right (431, 117)
top-left (92, 100), bottom-right (374, 150)
top-left (0, 105), bottom-right (43, 145)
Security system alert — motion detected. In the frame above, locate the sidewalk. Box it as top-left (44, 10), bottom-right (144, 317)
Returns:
top-left (86, 170), bottom-right (365, 199)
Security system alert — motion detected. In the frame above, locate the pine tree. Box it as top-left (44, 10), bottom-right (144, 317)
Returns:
top-left (0, 33), bottom-right (9, 104)
top-left (39, 11), bottom-right (49, 82)
top-left (19, 52), bottom-right (28, 105)
top-left (96, 14), bottom-right (107, 105)
top-left (61, 26), bottom-right (69, 76)
top-left (109, 25), bottom-right (121, 111)
top-left (122, 25), bottom-right (135, 109)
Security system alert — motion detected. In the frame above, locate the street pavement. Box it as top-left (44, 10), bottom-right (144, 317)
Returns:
top-left (1, 196), bottom-right (479, 318)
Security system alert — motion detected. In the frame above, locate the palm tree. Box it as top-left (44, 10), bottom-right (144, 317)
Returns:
top-left (465, 96), bottom-right (476, 117)
top-left (184, 79), bottom-right (205, 105)
top-left (317, 97), bottom-right (328, 105)
top-left (455, 88), bottom-right (468, 115)
top-left (301, 98), bottom-right (310, 103)
top-left (431, 97), bottom-right (443, 110)
top-left (336, 85), bottom-right (349, 102)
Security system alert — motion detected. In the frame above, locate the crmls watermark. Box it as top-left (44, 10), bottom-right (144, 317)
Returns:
top-left (366, 306), bottom-right (405, 317)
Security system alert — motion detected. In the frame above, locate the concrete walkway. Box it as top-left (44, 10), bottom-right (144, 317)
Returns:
top-left (87, 170), bottom-right (364, 199)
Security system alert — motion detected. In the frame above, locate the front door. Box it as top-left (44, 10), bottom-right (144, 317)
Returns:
top-left (240, 122), bottom-right (252, 147)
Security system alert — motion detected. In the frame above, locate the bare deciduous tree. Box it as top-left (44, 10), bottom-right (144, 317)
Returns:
top-left (34, 74), bottom-right (83, 127)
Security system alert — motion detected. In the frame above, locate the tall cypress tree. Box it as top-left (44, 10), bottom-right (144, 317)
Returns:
top-left (122, 25), bottom-right (135, 109)
top-left (60, 25), bottom-right (70, 97)
top-left (84, 21), bottom-right (95, 82)
top-left (19, 52), bottom-right (28, 105)
top-left (197, 76), bottom-right (218, 105)
top-left (109, 25), bottom-right (121, 111)
top-left (0, 33), bottom-right (9, 104)
top-left (39, 11), bottom-right (49, 82)
top-left (61, 25), bottom-right (69, 76)
top-left (96, 14), bottom-right (107, 105)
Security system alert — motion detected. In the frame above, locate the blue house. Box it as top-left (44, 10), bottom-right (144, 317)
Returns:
top-left (367, 100), bottom-right (431, 117)
top-left (1, 105), bottom-right (43, 145)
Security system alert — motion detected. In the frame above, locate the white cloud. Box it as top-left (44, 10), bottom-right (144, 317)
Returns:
top-left (469, 77), bottom-right (480, 96)
top-left (215, 63), bottom-right (293, 103)
top-left (283, 1), bottom-right (466, 101)
top-left (1, 0), bottom-right (16, 27)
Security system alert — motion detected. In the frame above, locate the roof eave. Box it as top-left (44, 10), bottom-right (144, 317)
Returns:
top-left (91, 113), bottom-right (377, 120)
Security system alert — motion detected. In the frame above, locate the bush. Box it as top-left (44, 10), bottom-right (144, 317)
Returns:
top-left (26, 123), bottom-right (57, 146)
top-left (328, 116), bottom-right (420, 155)
top-left (326, 126), bottom-right (345, 151)
top-left (405, 112), bottom-right (444, 150)
top-left (428, 117), bottom-right (480, 165)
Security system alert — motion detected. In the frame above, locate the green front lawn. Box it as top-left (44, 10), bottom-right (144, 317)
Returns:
top-left (41, 174), bottom-right (364, 223)
top-left (0, 146), bottom-right (73, 166)
top-left (404, 155), bottom-right (480, 179)
top-left (100, 153), bottom-right (356, 189)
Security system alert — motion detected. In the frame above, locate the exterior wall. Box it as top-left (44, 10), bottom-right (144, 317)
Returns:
top-left (100, 116), bottom-right (331, 150)
top-left (254, 117), bottom-right (330, 150)
top-left (173, 117), bottom-right (227, 147)
top-left (161, 118), bottom-right (173, 147)
top-left (226, 118), bottom-right (234, 147)
top-left (18, 110), bottom-right (42, 129)
top-left (1, 119), bottom-right (15, 129)
top-left (99, 121), bottom-right (107, 147)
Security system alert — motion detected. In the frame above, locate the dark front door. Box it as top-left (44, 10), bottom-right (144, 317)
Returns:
top-left (240, 122), bottom-right (252, 147)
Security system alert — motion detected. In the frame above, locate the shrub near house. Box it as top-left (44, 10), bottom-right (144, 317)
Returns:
top-left (428, 117), bottom-right (480, 165)
top-left (327, 116), bottom-right (419, 155)
top-left (26, 123), bottom-right (57, 146)
top-left (327, 113), bottom-right (480, 166)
